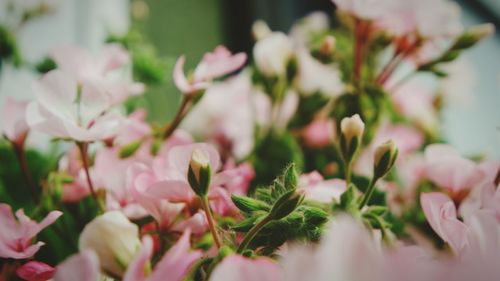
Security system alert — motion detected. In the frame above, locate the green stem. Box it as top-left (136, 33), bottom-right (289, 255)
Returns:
top-left (344, 160), bottom-right (352, 187)
top-left (359, 177), bottom-right (378, 209)
top-left (200, 196), bottom-right (222, 249)
top-left (237, 214), bottom-right (272, 254)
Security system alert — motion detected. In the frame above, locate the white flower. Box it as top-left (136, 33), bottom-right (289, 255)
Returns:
top-left (79, 211), bottom-right (141, 277)
top-left (253, 32), bottom-right (294, 77)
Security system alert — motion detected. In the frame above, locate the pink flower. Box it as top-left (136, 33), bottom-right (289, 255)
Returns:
top-left (173, 45), bottom-right (247, 94)
top-left (0, 204), bottom-right (62, 259)
top-left (331, 0), bottom-right (397, 20)
top-left (54, 250), bottom-right (100, 281)
top-left (301, 118), bottom-right (336, 149)
top-left (92, 147), bottom-right (147, 219)
top-left (281, 215), bottom-right (384, 281)
top-left (181, 75), bottom-right (255, 160)
top-left (57, 145), bottom-right (93, 202)
top-left (123, 230), bottom-right (202, 281)
top-left (1, 97), bottom-right (29, 146)
top-left (16, 262), bottom-right (55, 281)
top-left (420, 192), bottom-right (469, 255)
top-left (210, 255), bottom-right (283, 281)
top-left (27, 70), bottom-right (124, 142)
top-left (50, 44), bottom-right (144, 105)
top-left (113, 109), bottom-right (152, 146)
top-left (299, 171), bottom-right (346, 203)
top-left (424, 144), bottom-right (485, 201)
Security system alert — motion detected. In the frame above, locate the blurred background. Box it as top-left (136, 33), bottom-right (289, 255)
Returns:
top-left (0, 0), bottom-right (499, 156)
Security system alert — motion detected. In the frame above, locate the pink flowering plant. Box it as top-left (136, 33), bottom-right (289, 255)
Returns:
top-left (0, 0), bottom-right (499, 280)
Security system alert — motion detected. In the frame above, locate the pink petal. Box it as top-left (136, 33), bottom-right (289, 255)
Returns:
top-left (1, 97), bottom-right (29, 143)
top-left (173, 56), bottom-right (194, 93)
top-left (149, 229), bottom-right (202, 281)
top-left (123, 236), bottom-right (153, 281)
top-left (54, 250), bottom-right (100, 281)
top-left (16, 261), bottom-right (55, 281)
top-left (210, 255), bottom-right (283, 281)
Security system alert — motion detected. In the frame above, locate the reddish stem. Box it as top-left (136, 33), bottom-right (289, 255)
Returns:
top-left (163, 95), bottom-right (192, 140)
top-left (353, 20), bottom-right (371, 89)
top-left (76, 142), bottom-right (99, 202)
top-left (12, 143), bottom-right (37, 203)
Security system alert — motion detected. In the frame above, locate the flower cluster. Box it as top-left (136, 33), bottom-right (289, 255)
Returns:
top-left (0, 0), bottom-right (498, 280)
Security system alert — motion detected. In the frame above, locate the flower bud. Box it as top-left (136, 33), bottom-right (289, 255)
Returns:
top-left (373, 139), bottom-right (398, 180)
top-left (188, 148), bottom-right (212, 197)
top-left (253, 32), bottom-right (294, 77)
top-left (453, 24), bottom-right (495, 50)
top-left (339, 114), bottom-right (365, 163)
top-left (252, 20), bottom-right (272, 41)
top-left (79, 211), bottom-right (141, 277)
top-left (319, 35), bottom-right (336, 56)
top-left (269, 190), bottom-right (305, 220)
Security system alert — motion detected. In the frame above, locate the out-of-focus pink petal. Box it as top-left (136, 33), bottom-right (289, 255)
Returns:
top-left (54, 250), bottom-right (100, 281)
top-left (420, 192), bottom-right (469, 254)
top-left (193, 46), bottom-right (247, 81)
top-left (123, 236), bottom-right (153, 281)
top-left (98, 44), bottom-right (130, 74)
top-left (167, 143), bottom-right (221, 176)
top-left (16, 261), bottom-right (55, 281)
top-left (302, 118), bottom-right (336, 149)
top-left (1, 97), bottom-right (29, 144)
top-left (210, 255), bottom-right (283, 281)
top-left (173, 56), bottom-right (194, 93)
top-left (50, 45), bottom-right (91, 79)
top-left (149, 229), bottom-right (202, 281)
top-left (171, 212), bottom-right (208, 235)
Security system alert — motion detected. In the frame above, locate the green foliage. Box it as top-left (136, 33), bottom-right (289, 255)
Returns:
top-left (231, 164), bottom-right (328, 254)
top-left (0, 25), bottom-right (22, 69)
top-left (288, 93), bottom-right (330, 129)
top-left (35, 56), bottom-right (56, 74)
top-left (250, 132), bottom-right (304, 188)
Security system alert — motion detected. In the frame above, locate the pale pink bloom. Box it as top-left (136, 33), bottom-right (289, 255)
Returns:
top-left (216, 161), bottom-right (255, 196)
top-left (331, 0), bottom-right (397, 20)
top-left (173, 45), bottom-right (247, 94)
top-left (57, 145), bottom-right (90, 202)
top-left (50, 44), bottom-right (144, 105)
top-left (420, 192), bottom-right (469, 255)
top-left (355, 122), bottom-right (424, 176)
top-left (254, 90), bottom-right (299, 132)
top-left (210, 255), bottom-right (283, 281)
top-left (16, 261), bottom-right (55, 281)
top-left (299, 171), bottom-right (346, 203)
top-left (390, 79), bottom-right (438, 131)
top-left (295, 49), bottom-right (344, 97)
top-left (113, 109), bottom-right (152, 146)
top-left (302, 118), bottom-right (336, 148)
top-left (377, 0), bottom-right (462, 38)
top-left (181, 75), bottom-right (255, 160)
top-left (123, 230), bottom-right (202, 281)
top-left (0, 97), bottom-right (29, 146)
top-left (0, 204), bottom-right (62, 259)
top-left (424, 144), bottom-right (485, 200)
top-left (92, 147), bottom-right (147, 219)
top-left (54, 250), bottom-right (100, 281)
top-left (27, 70), bottom-right (124, 142)
top-left (281, 215), bottom-right (384, 281)
top-left (289, 12), bottom-right (330, 46)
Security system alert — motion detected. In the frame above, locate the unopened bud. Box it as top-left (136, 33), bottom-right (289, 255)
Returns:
top-left (269, 190), bottom-right (305, 220)
top-left (373, 139), bottom-right (398, 180)
top-left (453, 24), bottom-right (495, 50)
top-left (319, 35), bottom-right (336, 55)
top-left (339, 114), bottom-right (365, 163)
top-left (188, 149), bottom-right (212, 197)
top-left (252, 20), bottom-right (272, 41)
